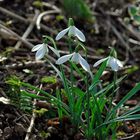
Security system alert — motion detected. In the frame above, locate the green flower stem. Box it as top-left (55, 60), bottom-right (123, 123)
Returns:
top-left (105, 71), bottom-right (118, 121)
top-left (110, 71), bottom-right (118, 110)
top-left (68, 37), bottom-right (75, 123)
top-left (85, 52), bottom-right (91, 140)
top-left (68, 38), bottom-right (74, 86)
top-left (92, 94), bottom-right (104, 139)
top-left (59, 65), bottom-right (74, 115)
top-left (86, 77), bottom-right (90, 139)
top-left (47, 59), bottom-right (73, 117)
top-left (110, 72), bottom-right (118, 137)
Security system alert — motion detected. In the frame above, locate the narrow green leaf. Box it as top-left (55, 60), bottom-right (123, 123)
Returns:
top-left (122, 106), bottom-right (140, 117)
top-left (72, 87), bottom-right (85, 97)
top-left (93, 60), bottom-right (107, 84)
top-left (95, 75), bottom-right (126, 96)
top-left (71, 63), bottom-right (86, 82)
top-left (94, 114), bottom-right (140, 133)
top-left (49, 62), bottom-right (63, 81)
top-left (56, 89), bottom-right (63, 118)
top-left (20, 82), bottom-right (70, 113)
top-left (21, 90), bottom-right (47, 100)
top-left (114, 114), bottom-right (140, 122)
top-left (107, 83), bottom-right (140, 120)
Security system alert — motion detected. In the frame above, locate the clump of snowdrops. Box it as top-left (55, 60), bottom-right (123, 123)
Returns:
top-left (30, 18), bottom-right (140, 139)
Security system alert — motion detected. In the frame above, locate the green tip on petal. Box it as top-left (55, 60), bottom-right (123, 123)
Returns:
top-left (68, 18), bottom-right (74, 26)
top-left (43, 37), bottom-right (48, 44)
top-left (109, 47), bottom-right (117, 57)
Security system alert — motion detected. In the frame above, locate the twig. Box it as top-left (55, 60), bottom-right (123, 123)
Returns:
top-left (92, 0), bottom-right (98, 11)
top-left (0, 27), bottom-right (16, 39)
top-left (0, 6), bottom-right (57, 35)
top-left (108, 20), bottom-right (135, 62)
top-left (118, 18), bottom-right (140, 41)
top-left (0, 6), bottom-right (28, 23)
top-left (42, 2), bottom-right (61, 12)
top-left (97, 7), bottom-right (135, 63)
top-left (129, 38), bottom-right (140, 46)
top-left (0, 23), bottom-right (34, 48)
top-left (24, 84), bottom-right (42, 140)
top-left (14, 109), bottom-right (30, 124)
top-left (41, 2), bottom-right (67, 23)
top-left (36, 10), bottom-right (60, 30)
top-left (15, 10), bottom-right (40, 50)
top-left (0, 88), bottom-right (8, 98)
top-left (120, 132), bottom-right (140, 140)
top-left (4, 61), bottom-right (46, 69)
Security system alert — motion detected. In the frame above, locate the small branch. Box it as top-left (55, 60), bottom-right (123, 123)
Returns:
top-left (4, 61), bottom-right (46, 69)
top-left (14, 10), bottom-right (40, 50)
top-left (36, 10), bottom-right (60, 30)
top-left (118, 18), bottom-right (140, 41)
top-left (0, 6), bottom-right (57, 35)
top-left (92, 0), bottom-right (98, 11)
top-left (24, 84), bottom-right (42, 140)
top-left (108, 20), bottom-right (135, 62)
top-left (42, 2), bottom-right (61, 12)
top-left (0, 7), bottom-right (28, 23)
top-left (0, 23), bottom-right (34, 48)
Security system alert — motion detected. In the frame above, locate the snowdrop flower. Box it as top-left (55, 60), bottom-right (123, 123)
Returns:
top-left (93, 56), bottom-right (123, 71)
top-left (55, 26), bottom-right (86, 42)
top-left (56, 52), bottom-right (90, 72)
top-left (32, 43), bottom-right (60, 60)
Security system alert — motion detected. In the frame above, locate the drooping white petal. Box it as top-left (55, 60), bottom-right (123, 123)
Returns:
top-left (108, 57), bottom-right (119, 71)
top-left (78, 54), bottom-right (91, 72)
top-left (48, 46), bottom-right (60, 57)
top-left (55, 27), bottom-right (70, 40)
top-left (71, 52), bottom-right (79, 63)
top-left (46, 45), bottom-right (49, 54)
top-left (32, 44), bottom-right (43, 52)
top-left (116, 59), bottom-right (123, 68)
top-left (108, 57), bottom-right (123, 71)
top-left (93, 57), bottom-right (108, 67)
top-left (68, 26), bottom-right (76, 36)
top-left (56, 53), bottom-right (73, 64)
top-left (75, 27), bottom-right (86, 42)
top-left (35, 46), bottom-right (46, 60)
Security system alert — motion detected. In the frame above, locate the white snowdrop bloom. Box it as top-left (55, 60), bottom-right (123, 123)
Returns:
top-left (56, 52), bottom-right (90, 72)
top-left (93, 56), bottom-right (123, 71)
top-left (32, 43), bottom-right (60, 60)
top-left (55, 26), bottom-right (86, 42)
